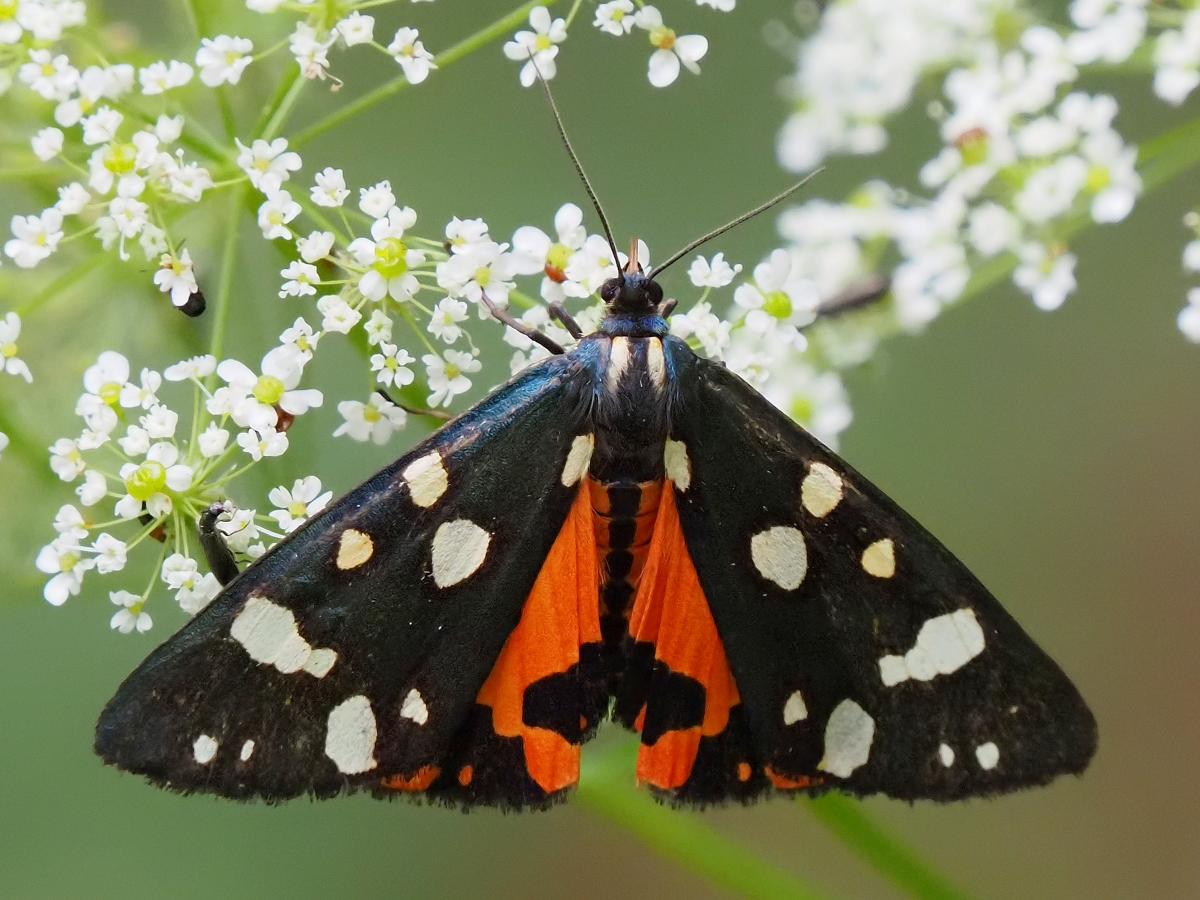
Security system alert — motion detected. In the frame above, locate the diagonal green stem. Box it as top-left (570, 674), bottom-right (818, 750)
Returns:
top-left (576, 738), bottom-right (837, 900)
top-left (291, 0), bottom-right (555, 148)
top-left (207, 187), bottom-right (247, 380)
top-left (14, 252), bottom-right (107, 318)
top-left (255, 65), bottom-right (305, 141)
top-left (804, 794), bottom-right (976, 900)
top-left (0, 394), bottom-right (54, 484)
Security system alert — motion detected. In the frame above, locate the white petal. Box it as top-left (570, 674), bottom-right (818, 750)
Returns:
top-left (648, 49), bottom-right (679, 88)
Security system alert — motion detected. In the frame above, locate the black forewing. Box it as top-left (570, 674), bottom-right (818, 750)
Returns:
top-left (96, 350), bottom-right (597, 806)
top-left (663, 337), bottom-right (1096, 800)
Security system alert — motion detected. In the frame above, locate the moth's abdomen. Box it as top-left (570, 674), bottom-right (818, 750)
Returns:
top-left (589, 477), bottom-right (663, 650)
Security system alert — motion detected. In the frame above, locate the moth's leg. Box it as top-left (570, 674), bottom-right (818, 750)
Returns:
top-left (480, 293), bottom-right (565, 355)
top-left (549, 302), bottom-right (583, 340)
top-left (658, 297), bottom-right (678, 317)
top-left (198, 503), bottom-right (240, 586)
top-left (812, 274), bottom-right (890, 321)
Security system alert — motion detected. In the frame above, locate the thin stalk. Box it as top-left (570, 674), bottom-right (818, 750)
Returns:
top-left (14, 252), bottom-right (107, 318)
top-left (291, 0), bottom-right (555, 148)
top-left (207, 188), bottom-right (246, 383)
top-left (0, 396), bottom-right (54, 484)
top-left (255, 66), bottom-right (305, 141)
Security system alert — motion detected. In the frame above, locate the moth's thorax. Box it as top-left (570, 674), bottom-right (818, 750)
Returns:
top-left (587, 334), bottom-right (672, 484)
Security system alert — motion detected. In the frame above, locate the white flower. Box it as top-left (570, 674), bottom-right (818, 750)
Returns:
top-left (1154, 11), bottom-right (1200, 105)
top-left (359, 181), bottom-right (396, 218)
top-left (268, 476), bottom-right (332, 532)
top-left (280, 317), bottom-right (320, 357)
top-left (5, 208), bottom-right (64, 268)
top-left (687, 252), bottom-right (741, 288)
top-left (511, 203), bottom-right (588, 302)
top-left (424, 350), bottom-right (481, 408)
top-left (445, 217), bottom-right (491, 253)
top-left (164, 354), bottom-right (217, 381)
top-left (595, 0), bottom-right (635, 35)
top-left (504, 7), bottom-right (567, 86)
top-left (56, 182), bottom-right (91, 216)
top-left (1013, 242), bottom-right (1078, 311)
top-left (437, 240), bottom-right (517, 307)
top-left (119, 368), bottom-right (162, 410)
top-left (110, 590), bottom-right (152, 633)
top-left (311, 167), bottom-right (349, 207)
top-left (1178, 287), bottom-right (1200, 342)
top-left (53, 505), bottom-right (89, 541)
top-left (77, 470), bottom-right (108, 507)
top-left (118, 424), bottom-right (150, 456)
top-left (236, 138), bottom-right (302, 196)
top-left (634, 6), bottom-right (707, 88)
top-left (759, 358), bottom-right (852, 450)
top-left (199, 422), bottom-right (231, 458)
top-left (140, 405), bottom-right (178, 439)
top-left (163, 553), bottom-right (221, 614)
top-left (1066, 0), bottom-right (1146, 66)
top-left (49, 438), bottom-right (86, 481)
top-left (669, 301), bottom-right (731, 358)
top-left (246, 0), bottom-right (286, 11)
top-left (428, 297), bottom-right (469, 343)
top-left (195, 35), bottom-right (254, 87)
top-left (290, 22), bottom-right (332, 81)
top-left (20, 50), bottom-right (78, 101)
top-left (0, 313), bottom-right (32, 383)
top-left (1184, 238), bottom-right (1200, 273)
top-left (212, 346), bottom-right (323, 431)
top-left (237, 426), bottom-right (289, 460)
top-left (337, 12), bottom-right (374, 46)
top-left (1079, 129), bottom-right (1140, 224)
top-left (563, 234), bottom-right (623, 297)
top-left (31, 127), bottom-right (63, 161)
top-left (154, 113), bottom-right (186, 144)
top-left (257, 190), bottom-right (301, 240)
top-left (92, 533), bottom-right (128, 574)
top-left (279, 261), bottom-right (320, 298)
top-left (334, 393), bottom-right (407, 444)
top-left (317, 295), bottom-right (362, 333)
top-left (139, 60), bottom-right (194, 94)
top-left (348, 206), bottom-right (425, 302)
top-left (370, 342), bottom-right (416, 388)
top-left (153, 250), bottom-right (199, 307)
top-left (1014, 155), bottom-right (1088, 224)
top-left (733, 248), bottom-right (818, 329)
top-left (364, 309), bottom-right (393, 345)
top-left (114, 442), bottom-right (194, 518)
top-left (389, 27), bottom-right (436, 84)
top-left (37, 537), bottom-right (95, 606)
top-left (297, 230), bottom-right (336, 262)
top-left (81, 106), bottom-right (123, 145)
top-left (967, 203), bottom-right (1019, 257)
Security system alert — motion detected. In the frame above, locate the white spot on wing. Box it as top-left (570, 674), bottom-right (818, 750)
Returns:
top-left (818, 699), bottom-right (874, 778)
top-left (862, 538), bottom-right (896, 578)
top-left (193, 734), bottom-right (218, 764)
top-left (336, 529), bottom-right (373, 570)
top-left (938, 743), bottom-right (954, 767)
top-left (607, 337), bottom-right (631, 391)
top-left (403, 452), bottom-right (449, 508)
top-left (240, 739), bottom-right (255, 762)
top-left (325, 694), bottom-right (378, 774)
top-left (975, 741), bottom-right (1000, 770)
top-left (431, 519), bottom-right (491, 588)
top-left (878, 608), bottom-right (985, 686)
top-left (663, 439), bottom-right (691, 492)
top-left (230, 595), bottom-right (337, 678)
top-left (646, 338), bottom-right (666, 389)
top-left (783, 690), bottom-right (808, 725)
top-left (561, 434), bottom-right (594, 487)
top-left (400, 688), bottom-right (429, 725)
top-left (801, 463), bottom-right (843, 518)
top-left (750, 526), bottom-right (808, 590)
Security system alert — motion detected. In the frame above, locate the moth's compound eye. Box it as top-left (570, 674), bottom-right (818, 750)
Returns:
top-left (600, 279), bottom-right (620, 303)
top-left (646, 281), bottom-right (664, 307)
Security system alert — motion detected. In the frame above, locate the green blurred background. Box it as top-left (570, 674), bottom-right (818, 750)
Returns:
top-left (2, 1), bottom-right (1198, 898)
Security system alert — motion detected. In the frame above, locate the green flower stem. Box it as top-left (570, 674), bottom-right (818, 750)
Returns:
top-left (256, 65), bottom-right (306, 142)
top-left (216, 85), bottom-right (239, 142)
top-left (0, 394), bottom-right (54, 484)
top-left (206, 186), bottom-right (247, 389)
top-left (803, 794), bottom-right (976, 900)
top-left (576, 737), bottom-right (837, 900)
top-left (291, 0), bottom-right (557, 148)
top-left (14, 252), bottom-right (107, 319)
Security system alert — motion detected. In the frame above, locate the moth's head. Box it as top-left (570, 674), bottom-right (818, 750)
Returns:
top-left (600, 236), bottom-right (664, 314)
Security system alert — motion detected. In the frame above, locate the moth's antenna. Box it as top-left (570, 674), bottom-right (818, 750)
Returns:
top-left (647, 169), bottom-right (825, 280)
top-left (528, 56), bottom-right (624, 285)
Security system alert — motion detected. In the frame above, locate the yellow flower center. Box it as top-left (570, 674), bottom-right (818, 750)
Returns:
top-left (252, 374), bottom-right (285, 405)
top-left (546, 242), bottom-right (572, 272)
top-left (650, 26), bottom-right (675, 50)
top-left (1085, 164), bottom-right (1111, 192)
top-left (763, 291), bottom-right (793, 319)
top-left (611, 9), bottom-right (625, 21)
top-left (535, 34), bottom-right (553, 52)
top-left (287, 500), bottom-right (307, 517)
top-left (0, 0), bottom-right (17, 19)
top-left (103, 142), bottom-right (138, 175)
top-left (99, 381), bottom-right (121, 405)
top-left (0, 342), bottom-right (16, 358)
top-left (956, 128), bottom-right (989, 167)
top-left (58, 550), bottom-right (80, 572)
top-left (445, 362), bottom-right (461, 380)
top-left (474, 266), bottom-right (492, 287)
top-left (373, 237), bottom-right (409, 278)
top-left (363, 404), bottom-right (382, 423)
top-left (125, 461), bottom-right (166, 501)
top-left (790, 397), bottom-right (814, 425)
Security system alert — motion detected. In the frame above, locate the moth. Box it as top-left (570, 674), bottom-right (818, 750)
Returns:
top-left (95, 97), bottom-right (1096, 810)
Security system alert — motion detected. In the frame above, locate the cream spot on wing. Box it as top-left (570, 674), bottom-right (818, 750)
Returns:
top-left (431, 519), bottom-right (491, 588)
top-left (801, 462), bottom-right (843, 518)
top-left (607, 336), bottom-right (631, 391)
top-left (975, 741), bottom-right (1000, 770)
top-left (240, 739), bottom-right (255, 762)
top-left (230, 595), bottom-right (336, 677)
top-left (750, 526), bottom-right (808, 590)
top-left (403, 452), bottom-right (448, 509)
top-left (400, 688), bottom-right (429, 725)
top-left (193, 734), bottom-right (218, 765)
top-left (862, 538), bottom-right (896, 578)
top-left (646, 338), bottom-right (666, 389)
top-left (303, 647), bottom-right (338, 679)
top-left (325, 695), bottom-right (378, 774)
top-left (561, 434), bottom-right (594, 487)
top-left (938, 743), bottom-right (955, 767)
top-left (783, 690), bottom-right (808, 725)
top-left (663, 439), bottom-right (691, 492)
top-left (818, 699), bottom-right (874, 778)
top-left (878, 609), bottom-right (985, 686)
top-left (336, 529), bottom-right (373, 570)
